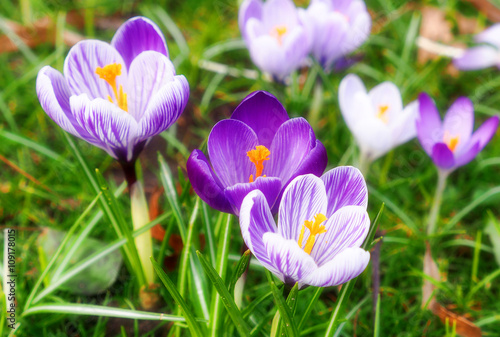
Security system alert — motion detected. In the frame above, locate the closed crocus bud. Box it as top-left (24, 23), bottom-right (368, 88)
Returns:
top-left (454, 24), bottom-right (500, 71)
top-left (238, 0), bottom-right (311, 81)
top-left (339, 74), bottom-right (419, 163)
top-left (301, 0), bottom-right (371, 71)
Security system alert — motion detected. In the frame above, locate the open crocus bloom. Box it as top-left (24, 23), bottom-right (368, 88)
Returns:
top-left (301, 0), bottom-right (371, 71)
top-left (417, 93), bottom-right (499, 171)
top-left (37, 16), bottom-right (189, 162)
top-left (453, 24), bottom-right (500, 71)
top-left (238, 0), bottom-right (310, 81)
top-left (339, 74), bottom-right (419, 162)
top-left (187, 91), bottom-right (327, 215)
top-left (239, 167), bottom-right (370, 288)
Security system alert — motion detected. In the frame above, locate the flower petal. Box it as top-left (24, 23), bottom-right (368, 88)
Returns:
top-left (239, 0), bottom-right (263, 41)
top-left (239, 190), bottom-right (278, 273)
top-left (278, 174), bottom-right (327, 241)
top-left (208, 119), bottom-right (258, 188)
top-left (339, 74), bottom-right (371, 131)
top-left (475, 24), bottom-right (500, 48)
top-left (305, 247), bottom-right (370, 287)
top-left (431, 143), bottom-right (455, 170)
top-left (321, 166), bottom-right (368, 216)
top-left (391, 100), bottom-right (419, 146)
top-left (368, 81), bottom-right (403, 122)
top-left (64, 40), bottom-right (127, 99)
top-left (268, 118), bottom-right (315, 184)
top-left (310, 206), bottom-right (370, 267)
top-left (262, 0), bottom-right (299, 32)
top-left (137, 75), bottom-right (189, 142)
top-left (263, 232), bottom-right (317, 286)
top-left (417, 93), bottom-right (443, 155)
top-left (453, 46), bottom-right (500, 71)
top-left (455, 116), bottom-right (499, 167)
top-left (186, 150), bottom-right (233, 214)
top-left (224, 177), bottom-right (282, 215)
top-left (127, 51), bottom-right (176, 120)
top-left (231, 91), bottom-right (289, 148)
top-left (443, 97), bottom-right (474, 152)
top-left (111, 16), bottom-right (168, 70)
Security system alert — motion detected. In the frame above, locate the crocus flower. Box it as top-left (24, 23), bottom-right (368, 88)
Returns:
top-left (417, 93), bottom-right (499, 171)
top-left (339, 74), bottom-right (419, 163)
top-left (187, 91), bottom-right (327, 215)
top-left (238, 0), bottom-right (310, 81)
top-left (453, 24), bottom-right (500, 71)
top-left (37, 16), bottom-right (189, 163)
top-left (239, 167), bottom-right (370, 288)
top-left (301, 0), bottom-right (371, 71)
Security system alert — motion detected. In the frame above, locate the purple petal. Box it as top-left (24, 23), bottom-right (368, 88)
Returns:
top-left (224, 177), bottom-right (282, 215)
top-left (304, 247), bottom-right (370, 287)
top-left (64, 40), bottom-right (127, 100)
top-left (278, 174), bottom-right (327, 242)
top-left (111, 16), bottom-right (168, 70)
top-left (70, 94), bottom-right (138, 161)
top-left (186, 150), bottom-right (233, 214)
top-left (137, 75), bottom-right (189, 142)
top-left (455, 116), bottom-right (499, 167)
top-left (262, 0), bottom-right (299, 31)
top-left (321, 166), bottom-right (368, 216)
top-left (443, 97), bottom-right (474, 152)
top-left (239, 190), bottom-right (278, 273)
top-left (310, 206), bottom-right (370, 267)
top-left (208, 119), bottom-right (258, 188)
top-left (268, 118), bottom-right (315, 183)
top-left (417, 93), bottom-right (443, 155)
top-left (431, 143), bottom-right (455, 170)
top-left (231, 91), bottom-right (289, 148)
top-left (391, 100), bottom-right (419, 146)
top-left (239, 0), bottom-right (263, 41)
top-left (127, 51), bottom-right (176, 120)
top-left (453, 46), bottom-right (500, 71)
top-left (475, 24), bottom-right (500, 48)
top-left (263, 232), bottom-right (317, 286)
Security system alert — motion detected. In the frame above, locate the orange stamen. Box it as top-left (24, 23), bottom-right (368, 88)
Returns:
top-left (297, 214), bottom-right (328, 255)
top-left (247, 145), bottom-right (270, 183)
top-left (377, 105), bottom-right (389, 124)
top-left (443, 131), bottom-right (459, 152)
top-left (95, 63), bottom-right (128, 112)
top-left (270, 25), bottom-right (288, 45)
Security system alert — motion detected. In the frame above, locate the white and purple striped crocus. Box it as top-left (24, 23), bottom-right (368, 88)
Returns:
top-left (301, 0), bottom-right (371, 71)
top-left (453, 24), bottom-right (500, 71)
top-left (417, 93), bottom-right (499, 171)
top-left (239, 167), bottom-right (370, 288)
top-left (36, 16), bottom-right (189, 163)
top-left (339, 74), bottom-right (419, 163)
top-left (238, 0), bottom-right (310, 81)
top-left (187, 91), bottom-right (327, 215)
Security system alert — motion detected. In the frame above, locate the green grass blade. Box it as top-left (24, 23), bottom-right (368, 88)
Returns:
top-left (265, 271), bottom-right (299, 337)
top-left (151, 257), bottom-right (205, 337)
top-left (374, 294), bottom-right (381, 337)
top-left (178, 198), bottom-right (200, 299)
top-left (202, 203), bottom-right (217, 267)
top-left (228, 250), bottom-right (251, 296)
top-left (197, 251), bottom-right (251, 337)
top-left (276, 283), bottom-right (299, 337)
top-left (297, 287), bottom-right (323, 330)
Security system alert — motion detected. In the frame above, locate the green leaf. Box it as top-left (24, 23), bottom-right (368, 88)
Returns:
top-left (266, 271), bottom-right (299, 337)
top-left (150, 257), bottom-right (205, 337)
top-left (196, 251), bottom-right (251, 337)
top-left (228, 249), bottom-right (251, 296)
top-left (297, 287), bottom-right (323, 330)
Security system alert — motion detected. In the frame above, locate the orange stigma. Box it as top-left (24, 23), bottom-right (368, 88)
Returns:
top-left (247, 145), bottom-right (270, 183)
top-left (376, 105), bottom-right (389, 124)
top-left (443, 131), bottom-right (459, 152)
top-left (297, 214), bottom-right (328, 255)
top-left (95, 63), bottom-right (128, 112)
top-left (270, 25), bottom-right (288, 45)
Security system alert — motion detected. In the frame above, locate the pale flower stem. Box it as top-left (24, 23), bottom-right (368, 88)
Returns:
top-left (426, 169), bottom-right (449, 236)
top-left (357, 151), bottom-right (370, 177)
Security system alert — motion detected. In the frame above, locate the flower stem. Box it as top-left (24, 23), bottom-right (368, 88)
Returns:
top-left (357, 151), bottom-right (370, 177)
top-left (427, 169), bottom-right (449, 236)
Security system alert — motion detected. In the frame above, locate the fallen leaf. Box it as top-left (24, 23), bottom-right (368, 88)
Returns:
top-left (466, 0), bottom-right (500, 22)
top-left (422, 241), bottom-right (440, 309)
top-left (432, 303), bottom-right (482, 337)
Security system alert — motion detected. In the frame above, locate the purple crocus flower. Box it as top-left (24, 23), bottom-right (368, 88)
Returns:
top-left (301, 0), bottom-right (371, 71)
top-left (417, 93), bottom-right (499, 171)
top-left (187, 91), bottom-right (327, 215)
top-left (238, 0), bottom-right (310, 81)
top-left (453, 24), bottom-right (500, 71)
top-left (239, 167), bottom-right (370, 288)
top-left (36, 16), bottom-right (189, 163)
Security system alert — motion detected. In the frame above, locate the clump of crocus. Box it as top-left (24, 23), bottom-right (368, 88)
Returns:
top-left (301, 0), bottom-right (371, 71)
top-left (187, 91), bottom-right (327, 215)
top-left (417, 93), bottom-right (499, 172)
top-left (238, 0), bottom-right (310, 81)
top-left (239, 167), bottom-right (370, 288)
top-left (37, 16), bottom-right (189, 167)
top-left (453, 24), bottom-right (500, 71)
top-left (339, 74), bottom-right (419, 169)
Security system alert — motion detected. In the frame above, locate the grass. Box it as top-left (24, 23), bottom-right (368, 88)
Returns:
top-left (1, 0), bottom-right (500, 336)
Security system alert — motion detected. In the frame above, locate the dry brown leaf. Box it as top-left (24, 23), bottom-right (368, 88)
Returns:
top-left (422, 241), bottom-right (439, 308)
top-left (418, 7), bottom-right (454, 64)
top-left (467, 0), bottom-right (500, 22)
top-left (432, 303), bottom-right (482, 337)
top-left (148, 187), bottom-right (166, 241)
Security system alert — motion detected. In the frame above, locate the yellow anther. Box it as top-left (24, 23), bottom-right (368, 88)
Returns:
top-left (270, 25), bottom-right (288, 45)
top-left (95, 63), bottom-right (128, 112)
top-left (247, 145), bottom-right (270, 183)
top-left (297, 213), bottom-right (328, 255)
top-left (443, 131), bottom-right (459, 152)
top-left (376, 105), bottom-right (389, 124)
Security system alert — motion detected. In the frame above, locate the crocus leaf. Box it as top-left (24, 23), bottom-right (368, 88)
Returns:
top-left (265, 271), bottom-right (299, 337)
top-left (228, 249), bottom-right (252, 297)
top-left (485, 211), bottom-right (500, 267)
